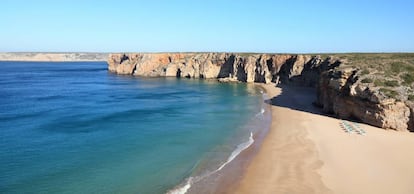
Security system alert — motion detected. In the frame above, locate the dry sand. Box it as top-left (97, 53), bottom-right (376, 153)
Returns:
top-left (232, 84), bottom-right (414, 194)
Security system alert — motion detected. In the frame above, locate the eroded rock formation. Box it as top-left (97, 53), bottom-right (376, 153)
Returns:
top-left (108, 53), bottom-right (338, 85)
top-left (316, 67), bottom-right (413, 131)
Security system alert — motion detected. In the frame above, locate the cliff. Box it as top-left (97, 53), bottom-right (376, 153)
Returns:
top-left (316, 54), bottom-right (414, 132)
top-left (108, 53), bottom-right (414, 132)
top-left (108, 53), bottom-right (340, 85)
top-left (0, 52), bottom-right (108, 62)
top-left (317, 67), bottom-right (413, 131)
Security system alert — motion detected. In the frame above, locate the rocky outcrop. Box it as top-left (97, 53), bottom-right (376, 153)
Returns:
top-left (317, 67), bottom-right (413, 131)
top-left (108, 53), bottom-right (339, 85)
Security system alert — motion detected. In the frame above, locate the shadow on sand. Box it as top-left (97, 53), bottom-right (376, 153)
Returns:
top-left (264, 84), bottom-right (330, 117)
top-left (265, 84), bottom-right (414, 133)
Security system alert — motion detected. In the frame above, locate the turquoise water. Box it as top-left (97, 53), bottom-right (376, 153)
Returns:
top-left (0, 62), bottom-right (266, 194)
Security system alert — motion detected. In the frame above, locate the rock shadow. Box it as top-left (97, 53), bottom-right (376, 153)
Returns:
top-left (264, 84), bottom-right (386, 130)
top-left (264, 84), bottom-right (325, 116)
top-left (236, 61), bottom-right (247, 82)
top-left (408, 110), bottom-right (414, 132)
top-left (277, 56), bottom-right (341, 87)
top-left (218, 55), bottom-right (235, 78)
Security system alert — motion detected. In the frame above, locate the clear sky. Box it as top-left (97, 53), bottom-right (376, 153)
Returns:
top-left (1, 0), bottom-right (413, 53)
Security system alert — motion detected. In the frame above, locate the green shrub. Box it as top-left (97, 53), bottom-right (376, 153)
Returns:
top-left (379, 88), bottom-right (398, 98)
top-left (409, 95), bottom-right (414, 101)
top-left (390, 62), bottom-right (405, 73)
top-left (405, 64), bottom-right (414, 72)
top-left (390, 62), bottom-right (414, 74)
top-left (384, 80), bottom-right (399, 87)
top-left (361, 78), bottom-right (373, 83)
top-left (374, 79), bottom-right (385, 86)
top-left (360, 69), bottom-right (370, 75)
top-left (374, 79), bottom-right (399, 87)
top-left (401, 73), bottom-right (414, 85)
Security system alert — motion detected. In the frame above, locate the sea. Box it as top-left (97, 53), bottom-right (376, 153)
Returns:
top-left (0, 61), bottom-right (271, 194)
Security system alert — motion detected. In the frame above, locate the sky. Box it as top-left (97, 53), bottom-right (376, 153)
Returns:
top-left (0, 0), bottom-right (413, 53)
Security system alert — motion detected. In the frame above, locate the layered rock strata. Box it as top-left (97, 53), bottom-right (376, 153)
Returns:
top-left (108, 53), bottom-right (339, 85)
top-left (316, 67), bottom-right (413, 131)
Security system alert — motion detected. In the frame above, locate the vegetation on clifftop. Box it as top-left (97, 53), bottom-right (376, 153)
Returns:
top-left (330, 53), bottom-right (414, 102)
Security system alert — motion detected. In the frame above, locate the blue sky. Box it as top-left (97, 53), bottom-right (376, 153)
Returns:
top-left (1, 0), bottom-right (413, 53)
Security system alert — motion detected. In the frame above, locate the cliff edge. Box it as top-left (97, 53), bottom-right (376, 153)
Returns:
top-left (108, 53), bottom-right (414, 132)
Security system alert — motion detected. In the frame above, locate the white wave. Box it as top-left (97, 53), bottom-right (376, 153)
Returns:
top-left (216, 132), bottom-right (254, 172)
top-left (255, 108), bottom-right (265, 117)
top-left (167, 177), bottom-right (192, 194)
top-left (166, 132), bottom-right (255, 194)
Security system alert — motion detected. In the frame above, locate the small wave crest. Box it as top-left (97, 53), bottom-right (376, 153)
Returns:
top-left (255, 108), bottom-right (265, 117)
top-left (216, 132), bottom-right (254, 172)
top-left (166, 132), bottom-right (255, 194)
top-left (167, 177), bottom-right (192, 194)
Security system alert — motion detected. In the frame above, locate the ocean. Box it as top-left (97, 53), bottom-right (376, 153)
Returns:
top-left (0, 61), bottom-right (270, 194)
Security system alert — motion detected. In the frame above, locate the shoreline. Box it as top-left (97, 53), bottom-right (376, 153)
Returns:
top-left (169, 83), bottom-right (273, 194)
top-left (232, 84), bottom-right (330, 193)
top-left (230, 84), bottom-right (414, 194)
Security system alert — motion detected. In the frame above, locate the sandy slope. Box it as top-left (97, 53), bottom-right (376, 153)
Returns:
top-left (232, 84), bottom-right (414, 194)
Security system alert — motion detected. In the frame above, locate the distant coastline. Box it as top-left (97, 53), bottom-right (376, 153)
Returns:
top-left (0, 52), bottom-right (108, 62)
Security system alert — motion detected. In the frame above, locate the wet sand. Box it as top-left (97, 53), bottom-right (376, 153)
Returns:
top-left (232, 84), bottom-right (414, 194)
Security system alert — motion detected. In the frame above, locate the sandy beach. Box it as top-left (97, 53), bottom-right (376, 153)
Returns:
top-left (232, 84), bottom-right (414, 194)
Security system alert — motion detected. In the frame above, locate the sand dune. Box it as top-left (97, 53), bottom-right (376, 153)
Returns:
top-left (232, 84), bottom-right (414, 194)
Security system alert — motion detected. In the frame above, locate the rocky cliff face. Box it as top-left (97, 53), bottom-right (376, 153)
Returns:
top-left (316, 67), bottom-right (413, 132)
top-left (108, 53), bottom-right (339, 85)
top-left (108, 53), bottom-right (413, 132)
